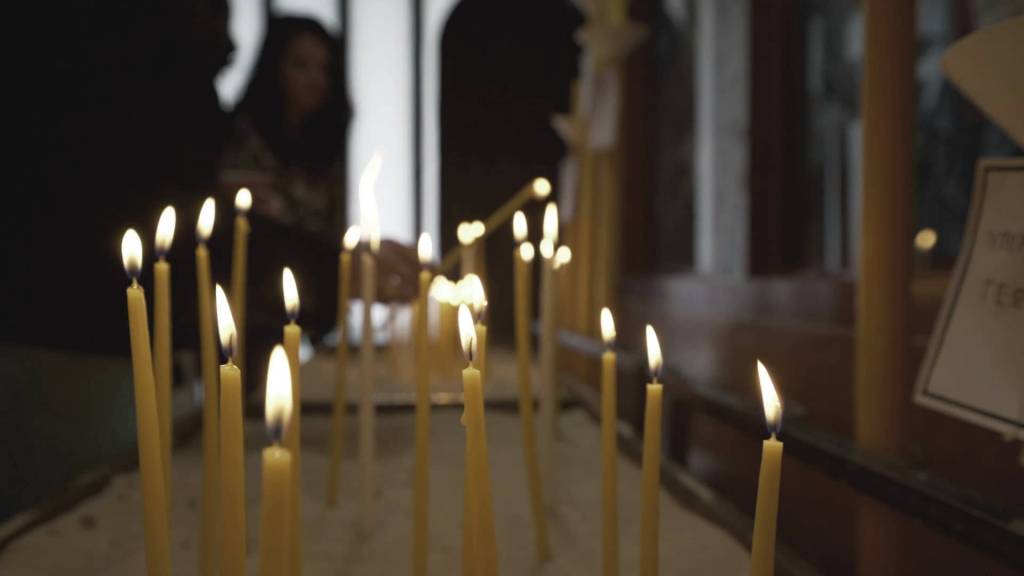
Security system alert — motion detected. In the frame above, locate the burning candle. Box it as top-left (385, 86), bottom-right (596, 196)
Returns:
top-left (121, 230), bottom-right (172, 576)
top-left (512, 215), bottom-right (550, 561)
top-left (640, 325), bottom-right (663, 576)
top-left (230, 188), bottom-right (251, 390)
top-left (359, 153), bottom-right (382, 528)
top-left (215, 285), bottom-right (246, 576)
top-left (458, 304), bottom-right (499, 575)
top-left (281, 267), bottom-right (303, 575)
top-left (195, 197), bottom-right (219, 576)
top-left (413, 232), bottom-right (433, 576)
top-left (538, 201), bottom-right (559, 499)
top-left (153, 206), bottom-right (175, 513)
top-left (600, 308), bottom-right (619, 576)
top-left (327, 224), bottom-right (360, 506)
top-left (750, 360), bottom-right (784, 576)
top-left (259, 345), bottom-right (293, 576)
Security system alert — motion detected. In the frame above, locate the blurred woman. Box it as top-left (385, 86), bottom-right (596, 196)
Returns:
top-left (221, 16), bottom-right (418, 382)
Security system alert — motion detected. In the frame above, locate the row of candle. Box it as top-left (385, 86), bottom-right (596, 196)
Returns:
top-left (119, 175), bottom-right (784, 576)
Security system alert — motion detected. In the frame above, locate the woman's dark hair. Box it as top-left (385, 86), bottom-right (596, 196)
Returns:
top-left (236, 16), bottom-right (350, 167)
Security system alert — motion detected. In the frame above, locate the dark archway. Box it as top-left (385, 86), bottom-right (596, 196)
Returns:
top-left (439, 0), bottom-right (581, 341)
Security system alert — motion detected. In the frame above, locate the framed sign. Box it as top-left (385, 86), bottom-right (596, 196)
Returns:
top-left (915, 158), bottom-right (1024, 437)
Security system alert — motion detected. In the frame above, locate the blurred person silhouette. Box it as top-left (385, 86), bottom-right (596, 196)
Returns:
top-left (220, 16), bottom-right (419, 383)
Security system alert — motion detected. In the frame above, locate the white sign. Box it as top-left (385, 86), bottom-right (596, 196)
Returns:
top-left (915, 158), bottom-right (1024, 437)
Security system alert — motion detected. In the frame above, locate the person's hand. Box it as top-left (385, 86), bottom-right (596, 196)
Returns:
top-left (374, 239), bottom-right (422, 302)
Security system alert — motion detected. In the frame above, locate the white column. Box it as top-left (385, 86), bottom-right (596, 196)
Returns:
top-left (420, 0), bottom-right (462, 249)
top-left (348, 0), bottom-right (415, 244)
top-left (694, 0), bottom-right (750, 276)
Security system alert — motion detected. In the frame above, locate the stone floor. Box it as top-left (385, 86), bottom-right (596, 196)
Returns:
top-left (0, 349), bottom-right (749, 575)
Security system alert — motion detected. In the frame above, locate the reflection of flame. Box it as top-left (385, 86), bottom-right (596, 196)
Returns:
top-left (234, 188), bottom-right (252, 214)
top-left (196, 197), bottom-right (216, 242)
top-left (215, 284), bottom-right (237, 359)
top-left (282, 267), bottom-right (300, 321)
top-left (600, 307), bottom-right (616, 346)
top-left (645, 325), bottom-right (662, 380)
top-left (543, 202), bottom-right (558, 243)
top-left (519, 242), bottom-right (535, 263)
top-left (418, 233), bottom-right (433, 265)
top-left (121, 229), bottom-right (143, 279)
top-left (532, 177), bottom-right (552, 199)
top-left (343, 225), bottom-right (361, 251)
top-left (458, 303), bottom-right (477, 363)
top-left (756, 360), bottom-right (783, 434)
top-left (155, 206), bottom-right (176, 258)
top-left (265, 345), bottom-right (293, 441)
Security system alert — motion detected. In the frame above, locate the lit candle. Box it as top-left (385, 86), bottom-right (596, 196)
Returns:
top-left (359, 153), bottom-right (382, 528)
top-left (413, 232), bottom-right (433, 576)
top-left (281, 267), bottom-right (303, 575)
top-left (513, 222), bottom-right (551, 561)
top-left (458, 304), bottom-right (499, 576)
top-left (259, 345), bottom-right (293, 576)
top-left (195, 197), bottom-right (219, 576)
top-left (538, 201), bottom-right (558, 498)
top-left (439, 177), bottom-right (552, 274)
top-left (750, 360), bottom-right (784, 576)
top-left (640, 325), bottom-right (663, 576)
top-left (214, 285), bottom-right (246, 576)
top-left (121, 230), bottom-right (172, 576)
top-left (230, 188), bottom-right (251, 391)
top-left (153, 206), bottom-right (175, 514)
top-left (327, 225), bottom-right (360, 507)
top-left (600, 308), bottom-right (619, 576)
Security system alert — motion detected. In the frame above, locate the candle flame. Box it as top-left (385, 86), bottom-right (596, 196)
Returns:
top-left (543, 202), bottom-right (558, 243)
top-left (155, 206), bottom-right (176, 258)
top-left (282, 266), bottom-right (300, 321)
top-left (458, 303), bottom-right (477, 364)
top-left (539, 238), bottom-right (555, 260)
top-left (196, 197), bottom-right (216, 242)
top-left (645, 324), bottom-right (662, 381)
top-left (554, 245), bottom-right (572, 269)
top-left (418, 232), bottom-right (433, 265)
top-left (532, 177), bottom-right (552, 199)
top-left (461, 273), bottom-right (487, 319)
top-left (470, 220), bottom-right (485, 239)
top-left (430, 276), bottom-right (455, 305)
top-left (359, 153), bottom-right (383, 252)
top-left (234, 188), bottom-right (252, 214)
top-left (756, 360), bottom-right (783, 434)
top-left (914, 228), bottom-right (938, 253)
top-left (457, 222), bottom-right (474, 246)
top-left (214, 284), bottom-right (237, 360)
top-left (121, 228), bottom-right (143, 280)
top-left (600, 307), bottom-right (616, 346)
top-left (343, 224), bottom-right (361, 251)
top-left (519, 241), bottom-right (535, 263)
top-left (513, 210), bottom-right (528, 243)
top-left (265, 344), bottom-right (293, 442)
